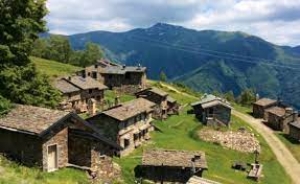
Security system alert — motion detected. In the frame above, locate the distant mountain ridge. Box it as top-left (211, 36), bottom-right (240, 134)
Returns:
top-left (58, 23), bottom-right (300, 108)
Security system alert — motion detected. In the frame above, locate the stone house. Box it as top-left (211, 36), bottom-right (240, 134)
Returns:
top-left (87, 98), bottom-right (156, 156)
top-left (0, 104), bottom-right (120, 176)
top-left (135, 87), bottom-right (180, 119)
top-left (80, 59), bottom-right (147, 93)
top-left (288, 118), bottom-right (300, 141)
top-left (191, 94), bottom-right (232, 126)
top-left (54, 76), bottom-right (107, 113)
top-left (252, 98), bottom-right (277, 118)
top-left (140, 149), bottom-right (208, 183)
top-left (265, 106), bottom-right (298, 133)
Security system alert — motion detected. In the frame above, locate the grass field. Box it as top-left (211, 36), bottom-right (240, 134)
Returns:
top-left (276, 133), bottom-right (300, 162)
top-left (0, 155), bottom-right (90, 184)
top-left (30, 56), bottom-right (82, 78)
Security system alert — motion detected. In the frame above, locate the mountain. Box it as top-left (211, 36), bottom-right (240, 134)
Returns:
top-left (67, 23), bottom-right (300, 108)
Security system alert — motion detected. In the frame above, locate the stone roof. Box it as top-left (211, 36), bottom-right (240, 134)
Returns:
top-left (142, 149), bottom-right (207, 169)
top-left (265, 106), bottom-right (286, 117)
top-left (191, 94), bottom-right (231, 109)
top-left (102, 98), bottom-right (156, 121)
top-left (254, 98), bottom-right (277, 107)
top-left (0, 105), bottom-right (69, 135)
top-left (101, 66), bottom-right (146, 75)
top-left (64, 76), bottom-right (107, 90)
top-left (167, 96), bottom-right (176, 103)
top-left (289, 118), bottom-right (300, 129)
top-left (187, 176), bottom-right (221, 184)
top-left (53, 78), bottom-right (80, 93)
top-left (136, 87), bottom-right (168, 97)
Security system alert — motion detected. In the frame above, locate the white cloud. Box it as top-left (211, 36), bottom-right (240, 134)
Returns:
top-left (46, 0), bottom-right (300, 46)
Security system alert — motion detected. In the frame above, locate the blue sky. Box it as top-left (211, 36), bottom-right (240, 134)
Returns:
top-left (46, 0), bottom-right (300, 46)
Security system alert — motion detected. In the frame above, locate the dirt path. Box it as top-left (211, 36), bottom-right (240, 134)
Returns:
top-left (233, 110), bottom-right (300, 184)
top-left (159, 82), bottom-right (198, 100)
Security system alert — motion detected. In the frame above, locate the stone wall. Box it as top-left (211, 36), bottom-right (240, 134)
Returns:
top-left (42, 128), bottom-right (68, 172)
top-left (0, 129), bottom-right (43, 167)
top-left (141, 165), bottom-right (201, 183)
top-left (289, 126), bottom-right (300, 141)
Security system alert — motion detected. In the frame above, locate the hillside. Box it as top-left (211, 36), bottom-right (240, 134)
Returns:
top-left (30, 56), bottom-right (82, 78)
top-left (66, 23), bottom-right (300, 109)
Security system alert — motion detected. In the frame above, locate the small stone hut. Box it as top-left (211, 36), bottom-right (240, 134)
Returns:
top-left (252, 98), bottom-right (277, 118)
top-left (288, 118), bottom-right (300, 141)
top-left (0, 105), bottom-right (120, 173)
top-left (191, 94), bottom-right (232, 126)
top-left (54, 76), bottom-right (107, 112)
top-left (87, 98), bottom-right (156, 156)
top-left (265, 106), bottom-right (298, 133)
top-left (80, 59), bottom-right (147, 93)
top-left (135, 87), bottom-right (180, 119)
top-left (140, 149), bottom-right (208, 183)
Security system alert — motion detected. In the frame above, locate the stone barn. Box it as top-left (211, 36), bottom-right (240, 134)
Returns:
top-left (87, 98), bottom-right (156, 156)
top-left (140, 149), bottom-right (208, 183)
top-left (0, 105), bottom-right (120, 175)
top-left (265, 106), bottom-right (298, 133)
top-left (54, 76), bottom-right (107, 113)
top-left (191, 94), bottom-right (232, 126)
top-left (289, 118), bottom-right (300, 141)
top-left (80, 59), bottom-right (147, 93)
top-left (252, 98), bottom-right (277, 118)
top-left (135, 87), bottom-right (180, 119)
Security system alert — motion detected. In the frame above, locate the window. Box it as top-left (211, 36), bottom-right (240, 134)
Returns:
top-left (124, 139), bottom-right (130, 148)
top-left (92, 71), bottom-right (97, 79)
top-left (88, 72), bottom-right (91, 76)
top-left (125, 73), bottom-right (131, 80)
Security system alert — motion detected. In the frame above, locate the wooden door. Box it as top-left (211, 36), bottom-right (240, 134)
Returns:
top-left (48, 145), bottom-right (58, 171)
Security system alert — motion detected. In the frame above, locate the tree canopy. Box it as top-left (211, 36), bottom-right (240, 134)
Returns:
top-left (0, 0), bottom-right (61, 108)
top-left (31, 36), bottom-right (104, 67)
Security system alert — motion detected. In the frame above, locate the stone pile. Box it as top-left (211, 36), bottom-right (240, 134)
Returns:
top-left (199, 129), bottom-right (260, 153)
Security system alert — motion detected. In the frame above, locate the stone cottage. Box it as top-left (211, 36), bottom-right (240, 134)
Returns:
top-left (87, 98), bottom-right (156, 156)
top-left (140, 149), bottom-right (208, 183)
top-left (80, 59), bottom-right (147, 93)
top-left (0, 105), bottom-right (120, 175)
top-left (54, 76), bottom-right (108, 113)
top-left (252, 98), bottom-right (277, 118)
top-left (288, 118), bottom-right (300, 141)
top-left (191, 94), bottom-right (232, 126)
top-left (135, 87), bottom-right (180, 119)
top-left (265, 106), bottom-right (298, 133)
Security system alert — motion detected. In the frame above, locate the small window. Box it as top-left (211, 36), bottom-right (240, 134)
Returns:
top-left (125, 73), bottom-right (131, 79)
top-left (88, 72), bottom-right (91, 76)
top-left (92, 71), bottom-right (97, 79)
top-left (124, 139), bottom-right (130, 148)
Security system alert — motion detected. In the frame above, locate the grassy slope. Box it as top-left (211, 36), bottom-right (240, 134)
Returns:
top-left (30, 56), bottom-right (82, 78)
top-left (115, 84), bottom-right (291, 184)
top-left (276, 133), bottom-right (300, 162)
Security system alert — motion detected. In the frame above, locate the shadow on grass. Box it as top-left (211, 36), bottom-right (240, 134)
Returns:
top-left (279, 133), bottom-right (300, 145)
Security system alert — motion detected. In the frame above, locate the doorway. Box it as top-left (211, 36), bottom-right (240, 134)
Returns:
top-left (47, 144), bottom-right (58, 171)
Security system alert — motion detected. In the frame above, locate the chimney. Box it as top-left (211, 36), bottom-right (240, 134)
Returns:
top-left (122, 64), bottom-right (126, 70)
top-left (88, 98), bottom-right (96, 116)
top-left (255, 93), bottom-right (260, 101)
top-left (115, 96), bottom-right (120, 106)
top-left (68, 76), bottom-right (72, 81)
top-left (137, 63), bottom-right (141, 70)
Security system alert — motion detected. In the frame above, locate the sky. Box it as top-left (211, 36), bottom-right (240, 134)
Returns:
top-left (46, 0), bottom-right (300, 46)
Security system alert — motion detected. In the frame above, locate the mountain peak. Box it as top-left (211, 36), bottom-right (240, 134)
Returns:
top-left (150, 23), bottom-right (182, 30)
